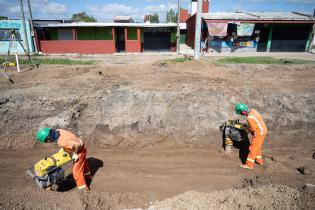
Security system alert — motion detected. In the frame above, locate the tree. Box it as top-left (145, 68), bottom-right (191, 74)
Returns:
top-left (150, 13), bottom-right (159, 23)
top-left (166, 9), bottom-right (177, 23)
top-left (0, 16), bottom-right (8, 20)
top-left (71, 12), bottom-right (97, 22)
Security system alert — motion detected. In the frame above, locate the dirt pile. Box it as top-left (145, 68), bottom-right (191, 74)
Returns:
top-left (146, 185), bottom-right (313, 210)
top-left (0, 187), bottom-right (148, 210)
top-left (0, 56), bottom-right (315, 209)
top-left (0, 61), bottom-right (315, 150)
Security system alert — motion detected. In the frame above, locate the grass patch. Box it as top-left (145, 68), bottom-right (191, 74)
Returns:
top-left (169, 57), bottom-right (192, 63)
top-left (216, 56), bottom-right (315, 65)
top-left (0, 57), bottom-right (96, 65)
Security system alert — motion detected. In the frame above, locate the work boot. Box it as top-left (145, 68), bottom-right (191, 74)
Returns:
top-left (239, 164), bottom-right (253, 170)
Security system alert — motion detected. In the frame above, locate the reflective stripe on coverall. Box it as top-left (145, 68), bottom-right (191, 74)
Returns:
top-left (246, 109), bottom-right (268, 168)
top-left (57, 129), bottom-right (91, 189)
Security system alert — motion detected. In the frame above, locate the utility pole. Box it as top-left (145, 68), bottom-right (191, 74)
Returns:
top-left (19, 0), bottom-right (31, 58)
top-left (176, 0), bottom-right (181, 54)
top-left (26, 0), bottom-right (38, 54)
top-left (194, 0), bottom-right (202, 60)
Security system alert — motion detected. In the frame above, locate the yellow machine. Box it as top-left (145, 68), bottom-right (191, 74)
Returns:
top-left (2, 62), bottom-right (16, 67)
top-left (2, 62), bottom-right (16, 66)
top-left (27, 149), bottom-right (72, 189)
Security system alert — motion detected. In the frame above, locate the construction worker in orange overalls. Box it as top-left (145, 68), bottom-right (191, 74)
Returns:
top-left (36, 128), bottom-right (91, 190)
top-left (235, 103), bottom-right (268, 170)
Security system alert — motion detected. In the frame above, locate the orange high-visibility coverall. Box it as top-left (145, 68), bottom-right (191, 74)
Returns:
top-left (57, 129), bottom-right (90, 190)
top-left (246, 109), bottom-right (268, 168)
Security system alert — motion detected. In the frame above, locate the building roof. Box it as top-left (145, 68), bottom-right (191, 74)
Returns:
top-left (114, 16), bottom-right (132, 21)
top-left (40, 22), bottom-right (177, 28)
top-left (202, 11), bottom-right (314, 21)
top-left (114, 16), bottom-right (134, 23)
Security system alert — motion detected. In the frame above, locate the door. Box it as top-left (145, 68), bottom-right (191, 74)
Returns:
top-left (115, 28), bottom-right (125, 52)
top-left (144, 31), bottom-right (171, 51)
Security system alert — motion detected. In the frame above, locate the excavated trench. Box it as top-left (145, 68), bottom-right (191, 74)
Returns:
top-left (0, 60), bottom-right (314, 209)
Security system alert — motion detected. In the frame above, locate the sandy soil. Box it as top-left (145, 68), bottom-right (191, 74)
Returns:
top-left (0, 55), bottom-right (315, 209)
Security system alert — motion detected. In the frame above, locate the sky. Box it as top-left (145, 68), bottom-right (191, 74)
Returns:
top-left (0, 0), bottom-right (315, 22)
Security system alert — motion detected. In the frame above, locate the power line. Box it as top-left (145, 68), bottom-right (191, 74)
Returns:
top-left (0, 0), bottom-right (18, 15)
top-left (0, 0), bottom-right (11, 10)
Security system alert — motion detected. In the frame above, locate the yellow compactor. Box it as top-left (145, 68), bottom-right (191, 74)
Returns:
top-left (26, 149), bottom-right (72, 189)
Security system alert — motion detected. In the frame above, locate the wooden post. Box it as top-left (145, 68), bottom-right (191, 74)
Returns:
top-left (72, 28), bottom-right (77, 40)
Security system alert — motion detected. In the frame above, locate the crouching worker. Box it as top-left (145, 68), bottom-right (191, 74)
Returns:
top-left (36, 128), bottom-right (91, 190)
top-left (235, 103), bottom-right (268, 170)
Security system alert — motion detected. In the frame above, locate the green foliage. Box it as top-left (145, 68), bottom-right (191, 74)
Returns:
top-left (170, 57), bottom-right (192, 63)
top-left (163, 57), bottom-right (191, 63)
top-left (0, 16), bottom-right (8, 20)
top-left (166, 9), bottom-right (178, 23)
top-left (216, 57), bottom-right (315, 64)
top-left (150, 13), bottom-right (160, 23)
top-left (71, 12), bottom-right (97, 22)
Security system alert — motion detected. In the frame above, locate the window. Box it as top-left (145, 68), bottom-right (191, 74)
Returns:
top-left (58, 29), bottom-right (73, 40)
top-left (127, 28), bottom-right (137, 40)
top-left (0, 29), bottom-right (21, 41)
top-left (96, 28), bottom-right (113, 40)
top-left (77, 28), bottom-right (95, 40)
top-left (77, 27), bottom-right (113, 40)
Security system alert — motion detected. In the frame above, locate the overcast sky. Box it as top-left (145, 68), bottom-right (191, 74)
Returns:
top-left (0, 0), bottom-right (314, 22)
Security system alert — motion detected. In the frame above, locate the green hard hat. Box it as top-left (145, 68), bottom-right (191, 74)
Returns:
top-left (36, 127), bottom-right (51, 143)
top-left (235, 103), bottom-right (248, 114)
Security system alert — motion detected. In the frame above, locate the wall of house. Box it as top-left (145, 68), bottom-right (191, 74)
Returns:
top-left (40, 40), bottom-right (116, 54)
top-left (208, 41), bottom-right (258, 53)
top-left (40, 27), bottom-right (116, 54)
top-left (202, 0), bottom-right (210, 13)
top-left (0, 20), bottom-right (35, 55)
top-left (186, 14), bottom-right (196, 48)
top-left (39, 26), bottom-right (177, 54)
top-left (180, 9), bottom-right (190, 23)
top-left (125, 27), bottom-right (141, 52)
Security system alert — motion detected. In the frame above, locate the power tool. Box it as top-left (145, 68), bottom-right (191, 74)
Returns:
top-left (26, 149), bottom-right (72, 189)
top-left (220, 119), bottom-right (249, 152)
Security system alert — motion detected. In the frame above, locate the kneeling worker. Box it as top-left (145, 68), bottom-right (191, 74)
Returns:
top-left (235, 103), bottom-right (268, 169)
top-left (36, 128), bottom-right (91, 190)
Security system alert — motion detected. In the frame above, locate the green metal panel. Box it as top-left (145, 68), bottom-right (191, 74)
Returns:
top-left (267, 25), bottom-right (273, 52)
top-left (180, 33), bottom-right (186, 44)
top-left (127, 28), bottom-right (137, 40)
top-left (49, 29), bottom-right (58, 40)
top-left (305, 30), bottom-right (312, 52)
top-left (96, 27), bottom-right (113, 40)
top-left (77, 28), bottom-right (96, 40)
top-left (171, 31), bottom-right (176, 43)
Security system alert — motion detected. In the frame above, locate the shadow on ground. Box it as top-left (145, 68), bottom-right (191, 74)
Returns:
top-left (57, 157), bottom-right (103, 192)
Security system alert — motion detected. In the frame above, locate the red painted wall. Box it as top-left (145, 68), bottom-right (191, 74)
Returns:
top-left (202, 0), bottom-right (209, 13)
top-left (125, 28), bottom-right (141, 53)
top-left (40, 40), bottom-right (116, 54)
top-left (186, 14), bottom-right (196, 48)
top-left (180, 9), bottom-right (190, 23)
top-left (170, 43), bottom-right (176, 52)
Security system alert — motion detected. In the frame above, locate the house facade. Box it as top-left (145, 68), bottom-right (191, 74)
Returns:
top-left (36, 23), bottom-right (177, 54)
top-left (0, 20), bottom-right (35, 55)
top-left (186, 11), bottom-right (315, 53)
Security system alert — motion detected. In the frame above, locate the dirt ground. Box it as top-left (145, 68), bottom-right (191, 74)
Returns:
top-left (0, 55), bottom-right (315, 209)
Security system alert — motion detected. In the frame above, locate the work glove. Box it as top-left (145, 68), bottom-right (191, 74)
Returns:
top-left (72, 153), bottom-right (79, 162)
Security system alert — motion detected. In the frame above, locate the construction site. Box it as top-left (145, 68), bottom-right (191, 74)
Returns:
top-left (0, 0), bottom-right (315, 209)
top-left (0, 53), bottom-right (315, 209)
